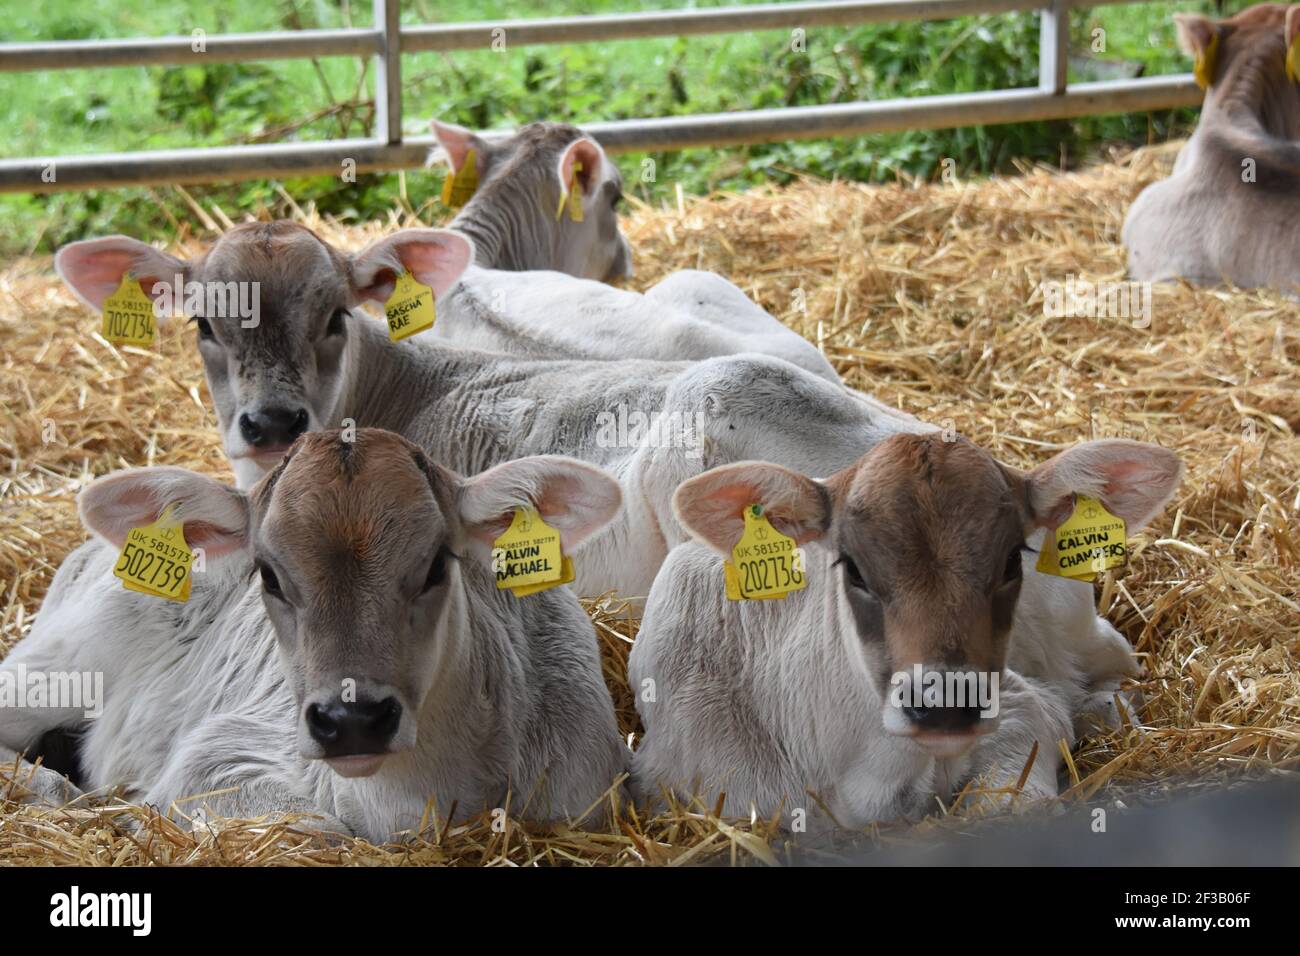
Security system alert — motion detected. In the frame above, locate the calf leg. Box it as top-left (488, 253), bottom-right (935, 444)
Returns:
top-left (139, 715), bottom-right (350, 838)
top-left (0, 746), bottom-right (84, 807)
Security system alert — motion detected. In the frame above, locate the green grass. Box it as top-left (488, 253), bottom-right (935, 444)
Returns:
top-left (0, 0), bottom-right (1225, 256)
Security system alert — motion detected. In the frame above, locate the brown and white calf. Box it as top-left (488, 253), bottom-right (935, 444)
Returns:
top-left (629, 435), bottom-right (1182, 830)
top-left (1123, 4), bottom-right (1300, 290)
top-left (0, 429), bottom-right (626, 838)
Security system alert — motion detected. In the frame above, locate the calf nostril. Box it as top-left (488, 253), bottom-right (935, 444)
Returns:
top-left (238, 412), bottom-right (262, 445)
top-left (305, 703), bottom-right (338, 744)
top-left (372, 697), bottom-right (402, 740)
top-left (288, 408), bottom-right (309, 439)
top-left (903, 704), bottom-right (982, 730)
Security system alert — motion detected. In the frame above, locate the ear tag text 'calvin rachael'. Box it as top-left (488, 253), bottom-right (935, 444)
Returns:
top-left (113, 504), bottom-right (194, 602)
top-left (1194, 31), bottom-right (1220, 90)
top-left (384, 269), bottom-right (436, 341)
top-left (724, 504), bottom-right (807, 601)
top-left (491, 507), bottom-right (574, 597)
top-left (556, 161), bottom-right (585, 223)
top-left (101, 272), bottom-right (157, 347)
top-left (441, 147), bottom-right (479, 208)
top-left (1035, 495), bottom-right (1127, 583)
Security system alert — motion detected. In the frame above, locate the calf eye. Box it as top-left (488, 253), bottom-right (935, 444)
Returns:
top-left (836, 554), bottom-right (868, 592)
top-left (259, 564), bottom-right (284, 600)
top-left (195, 317), bottom-right (215, 340)
top-left (422, 549), bottom-right (450, 593)
top-left (1003, 546), bottom-right (1025, 584)
top-left (326, 309), bottom-right (348, 337)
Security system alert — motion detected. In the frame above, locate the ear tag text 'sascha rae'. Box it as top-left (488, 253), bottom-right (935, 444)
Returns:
top-left (491, 507), bottom-right (572, 597)
top-left (1035, 495), bottom-right (1127, 583)
top-left (384, 269), bottom-right (436, 342)
top-left (1194, 31), bottom-right (1220, 90)
top-left (1287, 33), bottom-right (1300, 83)
top-left (724, 504), bottom-right (807, 601)
top-left (113, 504), bottom-right (194, 602)
top-left (441, 147), bottom-right (479, 208)
top-left (556, 161), bottom-right (585, 223)
top-left (101, 272), bottom-right (157, 347)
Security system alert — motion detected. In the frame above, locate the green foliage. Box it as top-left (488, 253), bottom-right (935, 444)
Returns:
top-left (0, 0), bottom-right (1220, 256)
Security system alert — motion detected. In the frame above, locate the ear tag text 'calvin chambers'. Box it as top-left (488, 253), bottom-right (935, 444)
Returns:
top-left (556, 161), bottom-right (585, 223)
top-left (724, 504), bottom-right (807, 601)
top-left (1035, 495), bottom-right (1127, 583)
top-left (491, 507), bottom-right (575, 597)
top-left (113, 504), bottom-right (194, 602)
top-left (101, 272), bottom-right (157, 347)
top-left (384, 269), bottom-right (436, 341)
top-left (441, 146), bottom-right (479, 208)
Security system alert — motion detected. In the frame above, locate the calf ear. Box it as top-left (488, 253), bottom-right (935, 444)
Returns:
top-left (1288, 7), bottom-right (1300, 49)
top-left (429, 120), bottom-right (489, 177)
top-left (55, 236), bottom-right (187, 313)
top-left (458, 456), bottom-right (622, 554)
top-left (79, 467), bottom-right (251, 559)
top-left (673, 462), bottom-right (832, 557)
top-left (350, 228), bottom-right (475, 305)
top-left (1020, 440), bottom-right (1184, 532)
top-left (1174, 13), bottom-right (1217, 58)
top-left (557, 137), bottom-right (613, 208)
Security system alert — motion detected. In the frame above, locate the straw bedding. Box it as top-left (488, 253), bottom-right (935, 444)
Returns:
top-left (0, 143), bottom-right (1296, 865)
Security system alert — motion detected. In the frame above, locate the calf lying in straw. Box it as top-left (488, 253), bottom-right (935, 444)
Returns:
top-left (1124, 4), bottom-right (1300, 290)
top-left (630, 435), bottom-right (1183, 830)
top-left (426, 119), bottom-right (840, 382)
top-left (0, 430), bottom-right (625, 839)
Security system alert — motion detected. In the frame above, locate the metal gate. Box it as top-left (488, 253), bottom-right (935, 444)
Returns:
top-left (0, 0), bottom-right (1202, 193)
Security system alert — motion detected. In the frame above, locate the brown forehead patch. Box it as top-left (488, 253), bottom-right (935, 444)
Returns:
top-left (833, 434), bottom-right (1023, 582)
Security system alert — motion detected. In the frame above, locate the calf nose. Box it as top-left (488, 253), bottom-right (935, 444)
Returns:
top-left (902, 703), bottom-right (983, 733)
top-left (306, 698), bottom-right (402, 756)
top-left (239, 406), bottom-right (309, 448)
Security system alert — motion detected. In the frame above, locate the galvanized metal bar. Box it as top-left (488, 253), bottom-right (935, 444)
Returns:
top-left (401, 0), bottom-right (1045, 52)
top-left (0, 30), bottom-right (380, 72)
top-left (1, 0), bottom-right (1129, 72)
top-left (0, 76), bottom-right (1202, 194)
top-left (373, 0), bottom-right (403, 145)
top-left (1038, 0), bottom-right (1069, 94)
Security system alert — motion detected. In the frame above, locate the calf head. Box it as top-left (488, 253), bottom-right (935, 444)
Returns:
top-left (78, 429), bottom-right (620, 779)
top-left (56, 224), bottom-right (474, 488)
top-left (674, 435), bottom-right (1183, 756)
top-left (1176, 4), bottom-right (1300, 110)
top-left (431, 119), bottom-right (632, 281)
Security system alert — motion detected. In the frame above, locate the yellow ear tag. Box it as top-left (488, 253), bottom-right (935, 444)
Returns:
top-left (441, 147), bottom-right (479, 208)
top-left (113, 504), bottom-right (194, 603)
top-left (383, 269), bottom-right (436, 342)
top-left (1287, 33), bottom-right (1300, 83)
top-left (556, 161), bottom-right (585, 223)
top-left (724, 504), bottom-right (807, 601)
top-left (1193, 31), bottom-right (1219, 91)
top-left (101, 272), bottom-right (157, 347)
top-left (491, 507), bottom-right (573, 597)
top-left (1035, 495), bottom-right (1127, 582)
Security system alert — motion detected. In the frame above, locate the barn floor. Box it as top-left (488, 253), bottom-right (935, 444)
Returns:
top-left (1, 143), bottom-right (1297, 865)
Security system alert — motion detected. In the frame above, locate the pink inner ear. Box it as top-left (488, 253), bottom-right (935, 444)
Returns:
top-left (560, 140), bottom-right (603, 196)
top-left (403, 238), bottom-right (472, 298)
